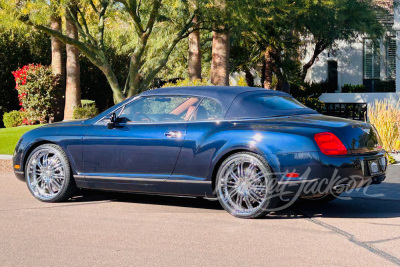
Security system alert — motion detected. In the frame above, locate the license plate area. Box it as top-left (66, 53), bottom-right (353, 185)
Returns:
top-left (368, 160), bottom-right (382, 176)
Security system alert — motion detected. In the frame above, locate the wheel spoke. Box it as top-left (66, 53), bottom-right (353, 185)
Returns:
top-left (51, 179), bottom-right (62, 190)
top-left (228, 187), bottom-right (238, 199)
top-left (228, 167), bottom-right (239, 182)
top-left (42, 153), bottom-right (49, 167)
top-left (244, 195), bottom-right (253, 209)
top-left (249, 190), bottom-right (263, 203)
top-left (249, 171), bottom-right (265, 183)
top-left (235, 194), bottom-right (243, 208)
top-left (237, 161), bottom-right (245, 177)
top-left (47, 184), bottom-right (54, 195)
top-left (245, 162), bottom-right (256, 176)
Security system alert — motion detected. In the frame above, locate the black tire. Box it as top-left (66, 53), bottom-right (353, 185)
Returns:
top-left (215, 152), bottom-right (279, 219)
top-left (25, 144), bottom-right (77, 202)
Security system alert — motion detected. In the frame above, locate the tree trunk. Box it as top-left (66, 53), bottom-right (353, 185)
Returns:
top-left (188, 15), bottom-right (202, 80)
top-left (64, 7), bottom-right (81, 120)
top-left (211, 29), bottom-right (230, 86)
top-left (263, 47), bottom-right (274, 89)
top-left (301, 42), bottom-right (326, 81)
top-left (243, 66), bottom-right (254, 87)
top-left (50, 16), bottom-right (65, 122)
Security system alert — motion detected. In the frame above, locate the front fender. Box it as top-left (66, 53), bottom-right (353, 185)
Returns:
top-left (13, 124), bottom-right (88, 180)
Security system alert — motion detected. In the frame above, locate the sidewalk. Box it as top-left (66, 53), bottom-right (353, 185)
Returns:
top-left (0, 156), bottom-right (11, 173)
top-left (0, 155), bottom-right (12, 160)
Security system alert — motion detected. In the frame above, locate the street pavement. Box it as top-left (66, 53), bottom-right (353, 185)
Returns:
top-left (0, 166), bottom-right (399, 266)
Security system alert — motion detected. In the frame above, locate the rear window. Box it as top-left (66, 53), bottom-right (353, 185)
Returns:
top-left (225, 92), bottom-right (317, 119)
top-left (254, 96), bottom-right (306, 110)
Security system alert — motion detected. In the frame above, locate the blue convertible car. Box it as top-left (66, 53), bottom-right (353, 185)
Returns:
top-left (13, 86), bottom-right (387, 218)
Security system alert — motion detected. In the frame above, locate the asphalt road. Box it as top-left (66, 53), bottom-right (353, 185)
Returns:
top-left (0, 166), bottom-right (399, 266)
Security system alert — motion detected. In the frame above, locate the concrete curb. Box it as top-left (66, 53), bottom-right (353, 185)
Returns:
top-left (0, 155), bottom-right (12, 160)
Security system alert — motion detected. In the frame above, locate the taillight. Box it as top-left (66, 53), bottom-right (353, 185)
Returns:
top-left (314, 132), bottom-right (347, 156)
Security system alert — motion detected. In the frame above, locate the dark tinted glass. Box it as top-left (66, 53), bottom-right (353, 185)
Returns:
top-left (254, 96), bottom-right (306, 110)
top-left (225, 92), bottom-right (317, 119)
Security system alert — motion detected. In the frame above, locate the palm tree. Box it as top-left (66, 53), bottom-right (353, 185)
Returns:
top-left (188, 15), bottom-right (202, 80)
top-left (50, 15), bottom-right (65, 121)
top-left (210, 0), bottom-right (229, 86)
top-left (64, 5), bottom-right (81, 120)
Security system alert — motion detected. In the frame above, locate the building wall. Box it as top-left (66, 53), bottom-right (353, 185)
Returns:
top-left (303, 39), bottom-right (364, 91)
top-left (319, 92), bottom-right (400, 106)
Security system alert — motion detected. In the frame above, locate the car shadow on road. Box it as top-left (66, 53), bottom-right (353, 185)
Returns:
top-left (68, 182), bottom-right (400, 219)
top-left (69, 189), bottom-right (224, 211)
top-left (290, 181), bottom-right (400, 219)
top-left (292, 197), bottom-right (400, 219)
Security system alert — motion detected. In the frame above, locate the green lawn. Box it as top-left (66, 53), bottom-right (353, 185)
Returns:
top-left (0, 125), bottom-right (42, 155)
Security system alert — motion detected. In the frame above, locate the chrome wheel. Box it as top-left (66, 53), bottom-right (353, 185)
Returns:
top-left (217, 153), bottom-right (275, 217)
top-left (26, 148), bottom-right (66, 201)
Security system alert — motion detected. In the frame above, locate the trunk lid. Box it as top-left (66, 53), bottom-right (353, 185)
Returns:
top-left (273, 114), bottom-right (383, 154)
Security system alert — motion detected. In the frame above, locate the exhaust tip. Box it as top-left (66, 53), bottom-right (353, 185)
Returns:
top-left (332, 184), bottom-right (350, 192)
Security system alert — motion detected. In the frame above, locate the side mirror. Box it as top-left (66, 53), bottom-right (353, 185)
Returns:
top-left (107, 112), bottom-right (117, 129)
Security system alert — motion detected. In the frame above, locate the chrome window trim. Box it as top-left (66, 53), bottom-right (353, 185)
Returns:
top-left (94, 94), bottom-right (227, 126)
top-left (95, 95), bottom-right (205, 125)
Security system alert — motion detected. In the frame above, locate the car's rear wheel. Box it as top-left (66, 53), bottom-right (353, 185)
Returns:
top-left (215, 152), bottom-right (279, 219)
top-left (25, 144), bottom-right (76, 202)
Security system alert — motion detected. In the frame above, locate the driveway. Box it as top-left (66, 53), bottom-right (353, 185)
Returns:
top-left (0, 165), bottom-right (399, 266)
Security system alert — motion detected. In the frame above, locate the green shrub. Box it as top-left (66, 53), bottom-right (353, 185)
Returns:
top-left (291, 81), bottom-right (333, 98)
top-left (3, 110), bottom-right (23, 128)
top-left (73, 102), bottom-right (99, 119)
top-left (341, 84), bottom-right (366, 93)
top-left (297, 97), bottom-right (325, 113)
top-left (376, 80), bottom-right (396, 92)
top-left (388, 154), bottom-right (396, 164)
top-left (162, 78), bottom-right (214, 88)
top-left (12, 64), bottom-right (59, 124)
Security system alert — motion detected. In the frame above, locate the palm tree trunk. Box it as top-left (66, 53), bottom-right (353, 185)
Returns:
top-left (188, 15), bottom-right (202, 80)
top-left (50, 15), bottom-right (65, 122)
top-left (64, 6), bottom-right (81, 120)
top-left (211, 29), bottom-right (230, 86)
top-left (263, 47), bottom-right (274, 89)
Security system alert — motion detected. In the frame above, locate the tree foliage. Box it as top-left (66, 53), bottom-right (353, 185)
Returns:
top-left (1, 0), bottom-right (200, 103)
top-left (0, 0), bottom-right (387, 104)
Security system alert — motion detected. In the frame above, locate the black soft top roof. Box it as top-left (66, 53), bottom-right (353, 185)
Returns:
top-left (141, 86), bottom-right (287, 114)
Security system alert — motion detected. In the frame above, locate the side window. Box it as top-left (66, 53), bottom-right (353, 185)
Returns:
top-left (190, 98), bottom-right (223, 121)
top-left (119, 95), bottom-right (200, 123)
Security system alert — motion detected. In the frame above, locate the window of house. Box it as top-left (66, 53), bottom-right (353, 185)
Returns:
top-left (386, 36), bottom-right (396, 79)
top-left (363, 39), bottom-right (380, 79)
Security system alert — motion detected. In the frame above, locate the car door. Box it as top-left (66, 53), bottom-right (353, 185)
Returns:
top-left (82, 95), bottom-right (201, 182)
top-left (171, 97), bottom-right (225, 184)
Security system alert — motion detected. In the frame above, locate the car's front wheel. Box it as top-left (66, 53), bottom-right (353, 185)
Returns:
top-left (25, 144), bottom-right (76, 202)
top-left (215, 152), bottom-right (279, 219)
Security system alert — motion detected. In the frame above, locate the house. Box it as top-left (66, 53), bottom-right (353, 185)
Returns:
top-left (303, 0), bottom-right (400, 119)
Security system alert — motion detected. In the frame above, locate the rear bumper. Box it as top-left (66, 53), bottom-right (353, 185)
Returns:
top-left (272, 151), bottom-right (387, 197)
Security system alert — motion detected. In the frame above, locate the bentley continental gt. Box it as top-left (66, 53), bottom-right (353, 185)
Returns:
top-left (13, 86), bottom-right (387, 218)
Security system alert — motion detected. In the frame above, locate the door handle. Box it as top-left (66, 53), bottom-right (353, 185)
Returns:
top-left (164, 131), bottom-right (183, 138)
